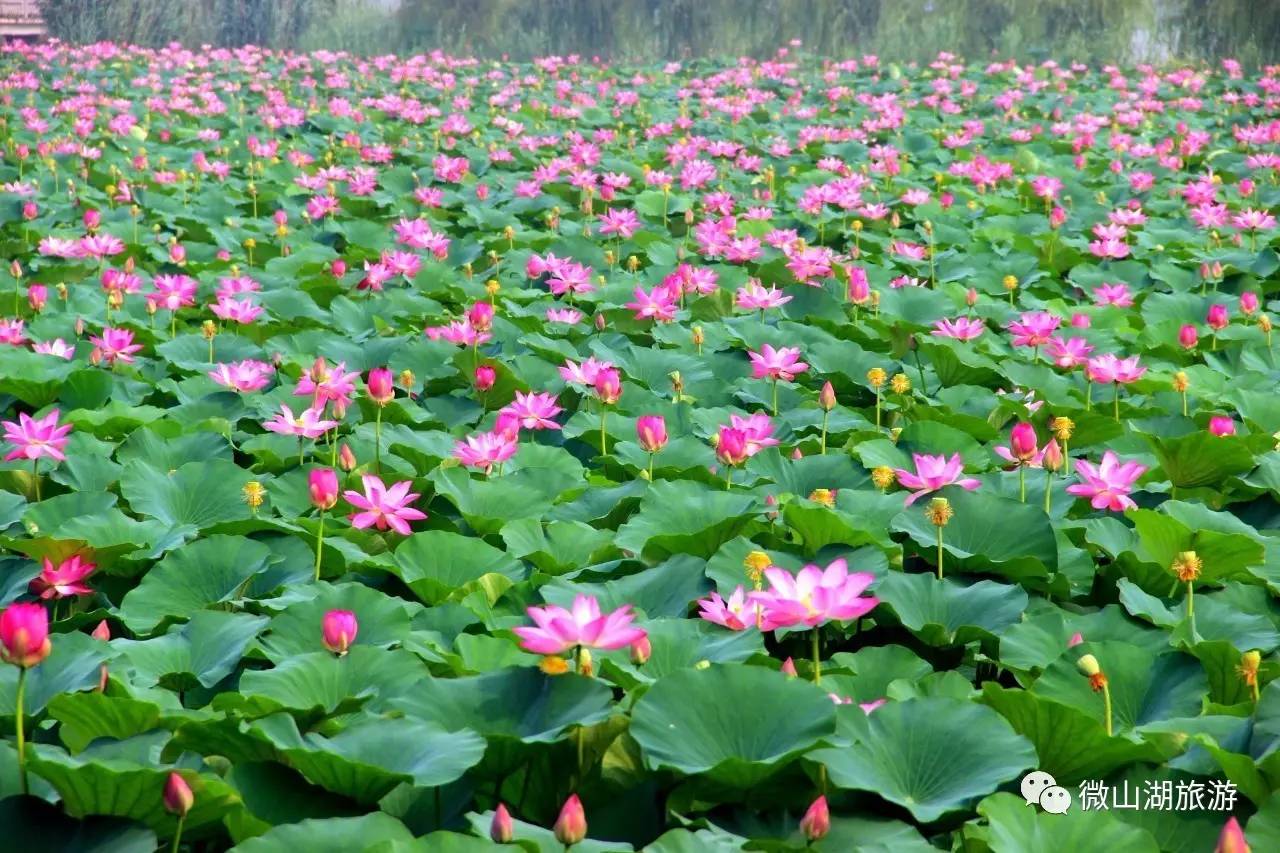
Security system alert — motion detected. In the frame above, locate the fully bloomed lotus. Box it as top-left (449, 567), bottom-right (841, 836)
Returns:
top-left (750, 344), bottom-right (808, 415)
top-left (29, 554), bottom-right (95, 600)
top-left (697, 585), bottom-right (752, 630)
top-left (1065, 450), bottom-right (1147, 512)
top-left (514, 594), bottom-right (647, 660)
top-left (749, 558), bottom-right (878, 630)
top-left (932, 316), bottom-right (985, 340)
top-left (453, 430), bottom-right (519, 475)
top-left (343, 474), bottom-right (427, 535)
top-left (893, 453), bottom-right (981, 506)
top-left (209, 360), bottom-right (274, 392)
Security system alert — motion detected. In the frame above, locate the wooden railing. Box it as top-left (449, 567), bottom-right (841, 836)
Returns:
top-left (0, 0), bottom-right (44, 39)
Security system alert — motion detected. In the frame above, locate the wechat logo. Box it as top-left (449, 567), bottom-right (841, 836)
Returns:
top-left (1021, 770), bottom-right (1072, 814)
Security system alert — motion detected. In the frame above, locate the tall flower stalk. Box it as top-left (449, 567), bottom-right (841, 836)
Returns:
top-left (926, 498), bottom-right (953, 580)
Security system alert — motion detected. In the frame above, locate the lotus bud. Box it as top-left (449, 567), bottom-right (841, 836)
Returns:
top-left (490, 803), bottom-right (514, 844)
top-left (819, 381), bottom-right (836, 411)
top-left (1009, 422), bottom-right (1038, 461)
top-left (1207, 303), bottom-right (1229, 330)
top-left (594, 368), bottom-right (622, 404)
top-left (1209, 416), bottom-right (1236, 437)
top-left (791, 447), bottom-right (804, 461)
top-left (1241, 292), bottom-right (1260, 315)
top-left (1215, 816), bottom-right (1250, 853)
top-left (474, 365), bottom-right (497, 392)
top-left (468, 300), bottom-right (495, 331)
top-left (965, 287), bottom-right (978, 307)
top-left (800, 796), bottom-right (830, 842)
top-left (163, 772), bottom-right (194, 817)
top-left (0, 603), bottom-right (51, 668)
top-left (321, 610), bottom-right (358, 655)
top-left (780, 657), bottom-right (798, 677)
top-left (1068, 631), bottom-right (1084, 647)
top-left (594, 312), bottom-right (607, 332)
top-left (1178, 324), bottom-right (1198, 349)
top-left (331, 259), bottom-right (347, 278)
top-left (27, 284), bottom-right (46, 312)
top-left (308, 469), bottom-right (339, 511)
top-left (553, 795), bottom-right (587, 846)
top-left (22, 201), bottom-right (37, 220)
top-left (636, 415), bottom-right (668, 453)
top-left (630, 635), bottom-right (651, 665)
top-left (83, 208), bottom-right (101, 231)
top-left (338, 443), bottom-right (357, 471)
top-left (1042, 438), bottom-right (1063, 472)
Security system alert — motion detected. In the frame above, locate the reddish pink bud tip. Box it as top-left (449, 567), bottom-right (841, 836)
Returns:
top-left (163, 771), bottom-right (194, 817)
top-left (490, 803), bottom-right (514, 843)
top-left (553, 794), bottom-right (587, 846)
top-left (799, 795), bottom-right (830, 842)
top-left (321, 610), bottom-right (358, 655)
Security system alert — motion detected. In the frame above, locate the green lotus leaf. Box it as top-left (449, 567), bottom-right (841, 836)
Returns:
top-left (235, 647), bottom-right (429, 718)
top-left (875, 573), bottom-right (1029, 646)
top-left (392, 530), bottom-right (523, 605)
top-left (229, 813), bottom-right (419, 853)
top-left (968, 792), bottom-right (1159, 853)
top-left (614, 480), bottom-right (757, 560)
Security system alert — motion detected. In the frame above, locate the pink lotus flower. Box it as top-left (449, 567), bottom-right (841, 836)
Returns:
top-left (736, 279), bottom-right (792, 311)
top-left (894, 453), bottom-right (982, 506)
top-left (296, 360), bottom-right (358, 412)
top-left (151, 274), bottom-right (198, 311)
top-left (1065, 450), bottom-right (1147, 512)
top-left (636, 415), bottom-right (668, 453)
top-left (1007, 312), bottom-right (1061, 348)
top-left (474, 365), bottom-right (496, 391)
top-left (453, 430), bottom-right (519, 474)
top-left (1207, 303), bottom-right (1229, 331)
top-left (749, 345), bottom-right (808, 381)
top-left (1179, 324), bottom-right (1199, 349)
top-left (559, 357), bottom-right (613, 387)
top-left (209, 360), bottom-right (274, 392)
top-left (89, 327), bottom-right (143, 365)
top-left (321, 610), bottom-right (358, 654)
top-left (1086, 353), bottom-right (1146, 384)
top-left (3, 409), bottom-right (72, 462)
top-left (1214, 816), bottom-right (1249, 853)
top-left (799, 795), bottom-right (830, 842)
top-left (598, 207), bottom-right (641, 239)
top-left (995, 422), bottom-right (1044, 466)
top-left (309, 468), bottom-right (339, 510)
top-left (697, 585), bottom-right (751, 630)
top-left (554, 794), bottom-right (588, 847)
top-left (0, 603), bottom-right (50, 668)
top-left (1209, 415), bottom-right (1237, 437)
top-left (501, 391), bottom-right (563, 431)
top-left (343, 474), bottom-right (427, 534)
top-left (1045, 336), bottom-right (1094, 368)
top-left (1088, 238), bottom-right (1130, 259)
top-left (29, 554), bottom-right (96, 600)
top-left (1093, 282), bottom-right (1134, 307)
top-left (33, 339), bottom-right (75, 359)
top-left (0, 318), bottom-right (27, 346)
top-left (594, 368), bottom-right (622, 404)
top-left (932, 317), bottom-right (985, 340)
top-left (626, 284), bottom-right (678, 323)
top-left (1241, 292), bottom-right (1261, 315)
top-left (716, 427), bottom-right (750, 466)
top-left (748, 558), bottom-right (878, 630)
top-left (210, 296), bottom-right (263, 324)
top-left (513, 594), bottom-right (647, 654)
top-left (263, 405), bottom-right (339, 439)
top-left (163, 772), bottom-right (194, 817)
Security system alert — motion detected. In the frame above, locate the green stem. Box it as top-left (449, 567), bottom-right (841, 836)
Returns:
top-left (811, 628), bottom-right (822, 685)
top-left (771, 379), bottom-right (778, 417)
top-left (297, 437), bottom-right (304, 466)
top-left (1186, 581), bottom-right (1195, 637)
top-left (374, 407), bottom-right (382, 475)
top-left (1018, 465), bottom-right (1026, 503)
top-left (936, 524), bottom-right (944, 580)
top-left (1085, 382), bottom-right (1092, 411)
top-left (171, 815), bottom-right (185, 853)
top-left (314, 510), bottom-right (325, 582)
top-left (1044, 468), bottom-right (1052, 513)
top-left (599, 406), bottom-right (608, 457)
top-left (725, 467), bottom-right (733, 490)
top-left (647, 452), bottom-right (654, 483)
top-left (820, 410), bottom-right (829, 455)
top-left (1102, 683), bottom-right (1113, 737)
top-left (15, 667), bottom-right (26, 795)
top-left (32, 458), bottom-right (39, 502)
top-left (875, 390), bottom-right (882, 429)
top-left (1113, 382), bottom-right (1120, 422)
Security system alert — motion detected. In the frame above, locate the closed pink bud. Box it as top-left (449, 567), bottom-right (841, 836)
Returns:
top-left (273, 209), bottom-right (288, 227)
top-left (9, 260), bottom-right (21, 279)
top-left (83, 208), bottom-right (101, 231)
top-left (321, 610), bottom-right (358, 655)
top-left (163, 771), bottom-right (193, 816)
top-left (1240, 178), bottom-right (1255, 197)
top-left (1241, 292), bottom-right (1260, 315)
top-left (1212, 262), bottom-right (1224, 279)
top-left (630, 635), bottom-right (651, 664)
top-left (1179, 324), bottom-right (1199, 349)
top-left (636, 415), bottom-right (668, 453)
top-left (169, 243), bottom-right (186, 264)
top-left (791, 447), bottom-right (803, 460)
top-left (474, 365), bottom-right (497, 391)
top-left (468, 301), bottom-right (495, 332)
top-left (594, 312), bottom-right (607, 332)
top-left (1070, 312), bottom-right (1091, 328)
top-left (91, 620), bottom-right (111, 642)
top-left (331, 259), bottom-right (347, 278)
top-left (1207, 303), bottom-right (1229, 330)
top-left (338, 443), bottom-right (357, 472)
top-left (819, 381), bottom-right (836, 411)
top-left (1209, 415), bottom-right (1236, 437)
top-left (553, 794), bottom-right (587, 846)
top-left (848, 268), bottom-right (870, 303)
top-left (780, 657), bottom-right (798, 677)
top-left (366, 367), bottom-right (395, 405)
top-left (965, 287), bottom-right (979, 307)
top-left (799, 795), bottom-right (830, 842)
top-left (0, 603), bottom-right (50, 668)
top-left (1049, 206), bottom-right (1067, 228)
top-left (309, 468), bottom-right (339, 510)
top-left (594, 368), bottom-right (622, 404)
top-left (75, 316), bottom-right (85, 336)
top-left (490, 803), bottom-right (514, 843)
top-left (27, 284), bottom-right (47, 312)
top-left (1215, 816), bottom-right (1250, 853)
top-left (525, 254), bottom-right (547, 278)
top-left (22, 201), bottom-right (37, 221)
top-left (1010, 422), bottom-right (1038, 461)
top-left (1201, 262), bottom-right (1212, 280)
top-left (716, 427), bottom-right (749, 466)
top-left (1042, 438), bottom-right (1063, 472)
top-left (1067, 631), bottom-right (1084, 648)
top-left (476, 183), bottom-right (490, 201)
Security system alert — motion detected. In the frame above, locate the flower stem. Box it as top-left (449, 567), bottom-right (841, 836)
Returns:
top-left (1101, 683), bottom-right (1113, 737)
top-left (374, 407), bottom-right (383, 475)
top-left (31, 458), bottom-right (40, 502)
top-left (1018, 465), bottom-right (1026, 503)
top-left (1044, 468), bottom-right (1052, 513)
top-left (771, 379), bottom-right (778, 417)
top-left (725, 467), bottom-right (733, 490)
top-left (1113, 382), bottom-right (1120, 422)
top-left (811, 628), bottom-right (822, 685)
top-left (314, 510), bottom-right (325, 582)
top-left (647, 452), bottom-right (654, 483)
top-left (171, 815), bottom-right (185, 853)
top-left (599, 406), bottom-right (608, 457)
top-left (1186, 580), bottom-right (1195, 637)
top-left (875, 390), bottom-right (881, 429)
top-left (15, 667), bottom-right (26, 795)
top-left (820, 410), bottom-right (829, 455)
top-left (936, 525), bottom-right (944, 580)
top-left (1085, 382), bottom-right (1092, 411)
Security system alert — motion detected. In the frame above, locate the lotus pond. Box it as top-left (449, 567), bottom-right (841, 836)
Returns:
top-left (0, 39), bottom-right (1279, 852)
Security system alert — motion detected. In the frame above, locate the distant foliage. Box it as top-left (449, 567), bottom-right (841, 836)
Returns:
top-left (37, 0), bottom-right (1280, 64)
